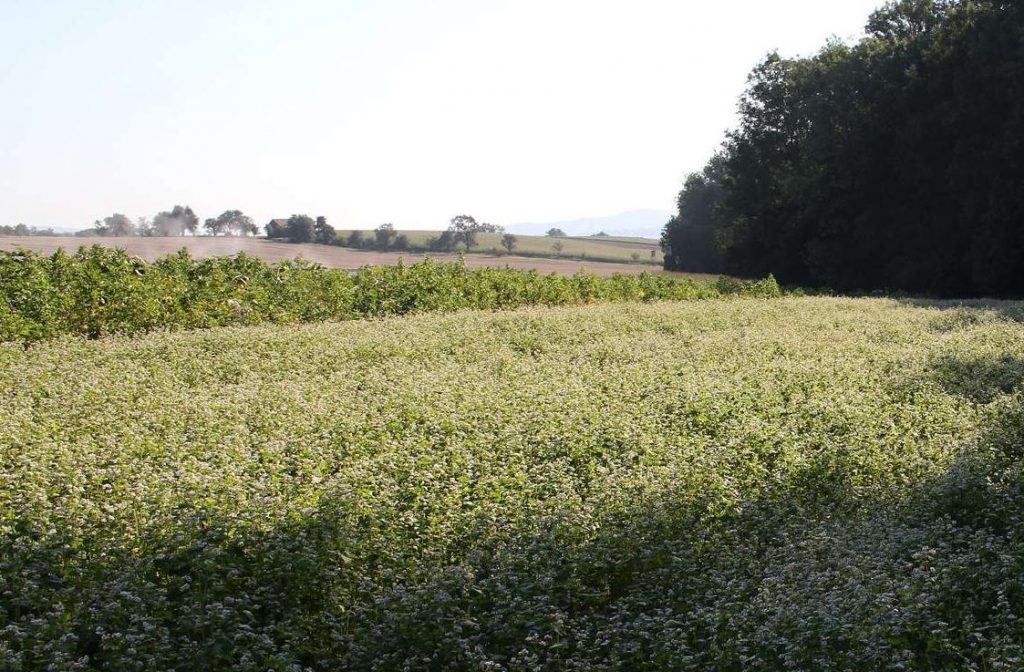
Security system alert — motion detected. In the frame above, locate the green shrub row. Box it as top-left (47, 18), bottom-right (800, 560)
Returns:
top-left (0, 246), bottom-right (780, 342)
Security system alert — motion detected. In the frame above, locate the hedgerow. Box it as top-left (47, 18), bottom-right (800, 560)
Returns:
top-left (1, 297), bottom-right (1022, 669)
top-left (0, 246), bottom-right (780, 343)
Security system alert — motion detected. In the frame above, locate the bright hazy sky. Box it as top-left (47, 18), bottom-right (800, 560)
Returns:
top-left (1, 0), bottom-right (884, 231)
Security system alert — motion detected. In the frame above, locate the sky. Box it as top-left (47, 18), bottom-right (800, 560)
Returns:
top-left (1, 0), bottom-right (884, 231)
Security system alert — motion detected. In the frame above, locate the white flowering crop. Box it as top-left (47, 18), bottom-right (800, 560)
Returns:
top-left (1, 297), bottom-right (1022, 670)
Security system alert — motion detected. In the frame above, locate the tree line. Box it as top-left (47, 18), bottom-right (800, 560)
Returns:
top-left (264, 215), bottom-right (415, 250)
top-left (78, 206), bottom-right (259, 237)
top-left (264, 213), bottom-right (517, 253)
top-left (0, 224), bottom-right (58, 237)
top-left (661, 0), bottom-right (1024, 297)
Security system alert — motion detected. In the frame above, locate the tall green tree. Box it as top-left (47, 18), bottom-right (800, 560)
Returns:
top-left (664, 0), bottom-right (1024, 296)
top-left (314, 216), bottom-right (336, 244)
top-left (661, 153), bottom-right (728, 273)
top-left (374, 223), bottom-right (396, 249)
top-left (286, 215), bottom-right (315, 244)
top-left (346, 230), bottom-right (366, 248)
top-left (448, 215), bottom-right (502, 248)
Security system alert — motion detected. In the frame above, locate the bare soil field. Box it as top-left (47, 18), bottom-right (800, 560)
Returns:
top-left (0, 236), bottom-right (663, 277)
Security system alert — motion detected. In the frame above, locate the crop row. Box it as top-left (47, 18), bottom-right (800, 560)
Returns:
top-left (0, 246), bottom-right (779, 342)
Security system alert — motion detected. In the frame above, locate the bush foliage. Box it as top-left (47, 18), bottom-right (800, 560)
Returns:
top-left (0, 246), bottom-right (778, 343)
top-left (1, 298), bottom-right (1023, 669)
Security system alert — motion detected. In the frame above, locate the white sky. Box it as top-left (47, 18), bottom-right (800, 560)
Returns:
top-left (1, 0), bottom-right (883, 230)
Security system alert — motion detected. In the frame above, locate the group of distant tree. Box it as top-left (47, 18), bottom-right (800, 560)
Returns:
top-left (265, 215), bottom-right (413, 251)
top-left (423, 215), bottom-right (504, 252)
top-left (267, 214), bottom-right (513, 253)
top-left (340, 225), bottom-right (411, 252)
top-left (262, 215), bottom-right (659, 263)
top-left (202, 210), bottom-right (258, 236)
top-left (661, 0), bottom-right (1024, 297)
top-left (76, 206), bottom-right (258, 238)
top-left (0, 224), bottom-right (58, 236)
top-left (263, 214), bottom-right (526, 255)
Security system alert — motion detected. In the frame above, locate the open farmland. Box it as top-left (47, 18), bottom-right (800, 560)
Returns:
top-left (0, 236), bottom-right (664, 276)
top-left (2, 297), bottom-right (1024, 669)
top-left (334, 230), bottom-right (664, 263)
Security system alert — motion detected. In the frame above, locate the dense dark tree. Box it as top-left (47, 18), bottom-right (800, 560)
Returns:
top-left (501, 233), bottom-right (518, 253)
top-left (286, 215), bottom-right (315, 244)
top-left (661, 154), bottom-right (728, 273)
top-left (546, 228), bottom-right (566, 237)
top-left (346, 230), bottom-right (366, 248)
top-left (428, 230), bottom-right (458, 251)
top-left (374, 223), bottom-right (396, 249)
top-left (313, 216), bottom-right (336, 244)
top-left (663, 0), bottom-right (1024, 297)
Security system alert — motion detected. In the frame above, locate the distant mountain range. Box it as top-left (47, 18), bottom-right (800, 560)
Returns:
top-left (506, 209), bottom-right (671, 239)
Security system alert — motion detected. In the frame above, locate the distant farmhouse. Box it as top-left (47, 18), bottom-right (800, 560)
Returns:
top-left (264, 219), bottom-right (289, 238)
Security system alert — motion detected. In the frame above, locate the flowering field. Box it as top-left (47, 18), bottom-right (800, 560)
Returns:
top-left (2, 297), bottom-right (1023, 670)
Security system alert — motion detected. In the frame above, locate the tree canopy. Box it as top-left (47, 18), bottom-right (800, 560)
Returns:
top-left (662, 0), bottom-right (1024, 297)
top-left (447, 215), bottom-right (502, 249)
top-left (204, 210), bottom-right (258, 236)
top-left (286, 215), bottom-right (315, 244)
top-left (314, 216), bottom-right (336, 245)
top-left (374, 223), bottom-right (396, 249)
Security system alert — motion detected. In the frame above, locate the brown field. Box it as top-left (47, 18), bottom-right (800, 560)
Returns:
top-left (0, 236), bottom-right (672, 277)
